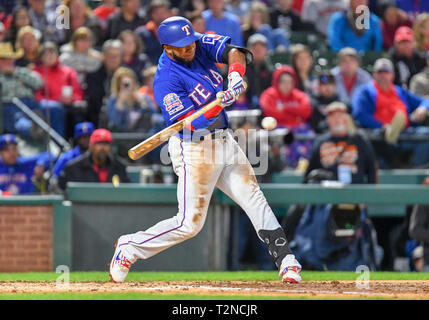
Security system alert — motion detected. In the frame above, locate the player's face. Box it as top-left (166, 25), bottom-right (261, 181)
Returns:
top-left (165, 42), bottom-right (197, 64)
top-left (0, 144), bottom-right (18, 166)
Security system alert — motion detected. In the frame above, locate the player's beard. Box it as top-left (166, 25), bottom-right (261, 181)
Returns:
top-left (173, 52), bottom-right (195, 66)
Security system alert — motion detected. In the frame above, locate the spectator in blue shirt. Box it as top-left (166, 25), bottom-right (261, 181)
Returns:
top-left (202, 0), bottom-right (243, 46)
top-left (327, 0), bottom-right (383, 53)
top-left (0, 134), bottom-right (50, 195)
top-left (53, 122), bottom-right (95, 178)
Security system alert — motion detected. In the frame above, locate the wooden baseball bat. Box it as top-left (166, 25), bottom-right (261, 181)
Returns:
top-left (128, 96), bottom-right (223, 160)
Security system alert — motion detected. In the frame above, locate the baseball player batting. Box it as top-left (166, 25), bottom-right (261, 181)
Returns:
top-left (109, 16), bottom-right (302, 284)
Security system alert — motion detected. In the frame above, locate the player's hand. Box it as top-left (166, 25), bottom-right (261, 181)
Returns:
top-left (227, 71), bottom-right (246, 97)
top-left (217, 89), bottom-right (236, 107)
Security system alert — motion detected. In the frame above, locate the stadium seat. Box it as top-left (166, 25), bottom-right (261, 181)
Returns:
top-left (313, 50), bottom-right (338, 70)
top-left (289, 31), bottom-right (328, 51)
top-left (269, 51), bottom-right (292, 67)
top-left (361, 51), bottom-right (385, 73)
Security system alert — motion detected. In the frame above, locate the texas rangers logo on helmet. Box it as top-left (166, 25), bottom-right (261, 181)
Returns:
top-left (181, 25), bottom-right (191, 36)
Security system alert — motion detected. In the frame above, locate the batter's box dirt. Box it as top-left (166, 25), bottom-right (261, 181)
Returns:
top-left (1, 280), bottom-right (429, 299)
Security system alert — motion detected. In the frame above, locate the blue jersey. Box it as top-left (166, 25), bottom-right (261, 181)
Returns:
top-left (53, 146), bottom-right (82, 177)
top-left (0, 152), bottom-right (50, 194)
top-left (153, 34), bottom-right (231, 138)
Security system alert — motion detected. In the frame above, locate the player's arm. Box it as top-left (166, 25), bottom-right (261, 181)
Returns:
top-left (222, 44), bottom-right (253, 98)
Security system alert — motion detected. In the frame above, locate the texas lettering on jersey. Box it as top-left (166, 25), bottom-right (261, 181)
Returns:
top-left (153, 33), bottom-right (231, 133)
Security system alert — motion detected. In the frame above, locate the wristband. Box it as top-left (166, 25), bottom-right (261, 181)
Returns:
top-left (228, 62), bottom-right (246, 77)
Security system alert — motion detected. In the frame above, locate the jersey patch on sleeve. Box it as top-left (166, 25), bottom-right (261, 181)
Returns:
top-left (163, 93), bottom-right (185, 115)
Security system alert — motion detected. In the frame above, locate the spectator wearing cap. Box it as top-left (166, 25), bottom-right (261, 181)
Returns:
top-left (327, 0), bottom-right (383, 53)
top-left (58, 128), bottom-right (130, 190)
top-left (136, 0), bottom-right (174, 65)
top-left (52, 122), bottom-right (95, 178)
top-left (410, 51), bottom-right (429, 99)
top-left (241, 1), bottom-right (289, 53)
top-left (330, 47), bottom-right (372, 107)
top-left (34, 41), bottom-right (85, 139)
top-left (260, 65), bottom-right (313, 167)
top-left (202, 0), bottom-right (243, 46)
top-left (305, 102), bottom-right (377, 184)
top-left (388, 26), bottom-right (427, 89)
top-left (309, 71), bottom-right (340, 134)
top-left (0, 42), bottom-right (43, 138)
top-left (0, 134), bottom-right (50, 195)
top-left (105, 0), bottom-right (146, 41)
top-left (352, 58), bottom-right (429, 166)
top-left (245, 34), bottom-right (273, 109)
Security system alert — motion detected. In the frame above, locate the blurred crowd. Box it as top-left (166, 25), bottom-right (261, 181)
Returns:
top-left (1, 0), bottom-right (429, 271)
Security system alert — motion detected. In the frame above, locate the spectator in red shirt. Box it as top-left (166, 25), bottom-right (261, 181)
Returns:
top-left (260, 65), bottom-right (313, 167)
top-left (34, 42), bottom-right (85, 139)
top-left (260, 65), bottom-right (312, 129)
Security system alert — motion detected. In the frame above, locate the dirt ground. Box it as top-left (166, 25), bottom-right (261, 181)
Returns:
top-left (1, 280), bottom-right (429, 299)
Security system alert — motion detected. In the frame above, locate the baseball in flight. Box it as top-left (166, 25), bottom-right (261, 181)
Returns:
top-left (261, 117), bottom-right (277, 130)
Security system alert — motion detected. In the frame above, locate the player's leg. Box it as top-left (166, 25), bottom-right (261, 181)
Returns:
top-left (110, 135), bottom-right (222, 282)
top-left (215, 132), bottom-right (302, 283)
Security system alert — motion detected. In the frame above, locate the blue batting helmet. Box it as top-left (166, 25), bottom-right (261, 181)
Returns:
top-left (158, 16), bottom-right (202, 47)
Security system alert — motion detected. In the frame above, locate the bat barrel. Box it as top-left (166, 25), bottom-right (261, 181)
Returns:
top-left (128, 149), bottom-right (139, 161)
